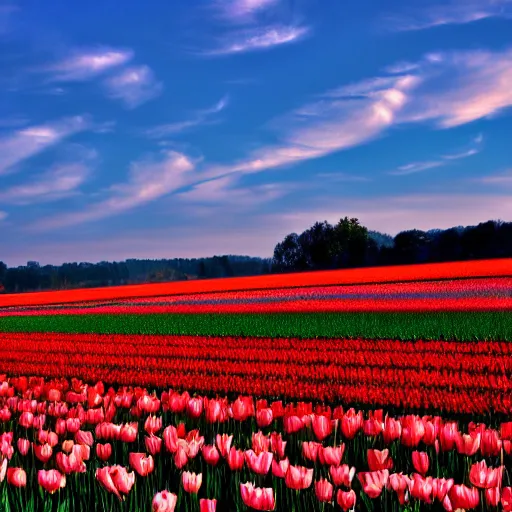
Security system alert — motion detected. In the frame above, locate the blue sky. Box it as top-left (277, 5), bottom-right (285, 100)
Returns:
top-left (1, 0), bottom-right (511, 266)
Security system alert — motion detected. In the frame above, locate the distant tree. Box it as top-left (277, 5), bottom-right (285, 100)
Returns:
top-left (393, 229), bottom-right (430, 264)
top-left (329, 217), bottom-right (370, 268)
top-left (272, 233), bottom-right (305, 272)
top-left (298, 221), bottom-right (335, 270)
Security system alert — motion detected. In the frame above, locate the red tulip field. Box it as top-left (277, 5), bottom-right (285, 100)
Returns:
top-left (0, 259), bottom-right (511, 511)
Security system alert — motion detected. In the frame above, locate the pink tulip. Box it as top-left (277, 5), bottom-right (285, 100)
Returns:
top-left (38, 469), bottom-right (66, 494)
top-left (240, 482), bottom-right (275, 511)
top-left (336, 489), bottom-right (356, 511)
top-left (182, 471), bottom-right (202, 493)
top-left (129, 453), bottom-right (154, 477)
top-left (315, 478), bottom-right (334, 502)
top-left (96, 443), bottom-right (112, 461)
top-left (285, 465), bottom-right (313, 490)
top-left (199, 499), bottom-right (217, 512)
top-left (152, 490), bottom-right (177, 512)
top-left (215, 434), bottom-right (233, 458)
top-left (412, 451), bottom-right (430, 476)
top-left (245, 450), bottom-right (273, 475)
top-left (227, 447), bottom-right (244, 471)
top-left (358, 470), bottom-right (389, 499)
top-left (469, 460), bottom-right (504, 489)
top-left (367, 449), bottom-right (393, 471)
top-left (329, 464), bottom-right (355, 487)
top-left (7, 468), bottom-right (26, 488)
top-left (202, 445), bottom-right (220, 466)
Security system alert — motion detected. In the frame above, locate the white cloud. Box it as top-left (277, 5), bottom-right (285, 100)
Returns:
top-left (204, 25), bottom-right (309, 55)
top-left (44, 48), bottom-right (133, 81)
top-left (30, 151), bottom-right (195, 229)
top-left (145, 95), bottom-right (229, 138)
top-left (104, 66), bottom-right (163, 108)
top-left (217, 0), bottom-right (280, 22)
top-left (0, 163), bottom-right (91, 204)
top-left (0, 116), bottom-right (90, 175)
top-left (391, 0), bottom-right (512, 30)
top-left (390, 161), bottom-right (445, 175)
top-left (477, 170), bottom-right (512, 184)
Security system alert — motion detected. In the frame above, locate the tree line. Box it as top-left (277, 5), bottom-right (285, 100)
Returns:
top-left (1, 218), bottom-right (511, 293)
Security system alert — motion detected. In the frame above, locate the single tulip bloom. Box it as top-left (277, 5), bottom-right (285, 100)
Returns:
top-left (302, 441), bottom-right (321, 462)
top-left (271, 458), bottom-right (289, 478)
top-left (387, 472), bottom-right (410, 505)
top-left (199, 499), bottom-right (217, 512)
top-left (152, 490), bottom-right (177, 512)
top-left (252, 431), bottom-right (270, 455)
top-left (412, 451), bottom-right (430, 476)
top-left (337, 489), bottom-right (356, 511)
top-left (216, 434), bottom-right (233, 458)
top-left (312, 414), bottom-right (332, 441)
top-left (256, 408), bottom-right (273, 428)
top-left (145, 435), bottom-right (162, 456)
top-left (240, 482), bottom-right (275, 511)
top-left (129, 453), bottom-right (154, 477)
top-left (17, 438), bottom-right (30, 456)
top-left (329, 464), bottom-right (355, 488)
top-left (182, 471), bottom-right (202, 493)
top-left (202, 444), bottom-right (220, 466)
top-left (38, 469), bottom-right (66, 494)
top-left (163, 425), bottom-right (178, 453)
top-left (448, 484), bottom-right (480, 510)
top-left (75, 430), bottom-right (94, 447)
top-left (96, 443), bottom-right (112, 461)
top-left (315, 478), bottom-right (334, 502)
top-left (367, 449), bottom-right (393, 471)
top-left (485, 487), bottom-right (500, 507)
top-left (269, 432), bottom-right (286, 459)
top-left (144, 415), bottom-right (162, 435)
top-left (7, 468), bottom-right (26, 488)
top-left (227, 447), bottom-right (244, 471)
top-left (469, 460), bottom-right (503, 489)
top-left (244, 449), bottom-right (273, 475)
top-left (358, 470), bottom-right (389, 499)
top-left (34, 443), bottom-right (53, 463)
top-left (285, 465), bottom-right (313, 490)
top-left (318, 445), bottom-right (344, 466)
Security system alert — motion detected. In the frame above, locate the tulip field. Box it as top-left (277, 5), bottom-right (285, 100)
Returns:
top-left (0, 259), bottom-right (511, 511)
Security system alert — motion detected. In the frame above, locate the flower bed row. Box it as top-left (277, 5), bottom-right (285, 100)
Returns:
top-left (0, 333), bottom-right (510, 414)
top-left (1, 259), bottom-right (510, 308)
top-left (2, 375), bottom-right (512, 511)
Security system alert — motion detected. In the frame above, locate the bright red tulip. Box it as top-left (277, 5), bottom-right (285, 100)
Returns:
top-left (56, 451), bottom-right (86, 474)
top-left (119, 423), bottom-right (138, 443)
top-left (38, 469), bottom-right (66, 494)
top-left (387, 472), bottom-right (410, 505)
top-left (412, 451), bottom-right (430, 476)
top-left (34, 443), bottom-right (53, 463)
top-left (163, 425), bottom-right (178, 453)
top-left (401, 415), bottom-right (425, 448)
top-left (302, 441), bottom-right (321, 462)
top-left (182, 471), bottom-right (202, 493)
top-left (329, 464), bottom-right (355, 487)
top-left (285, 464), bottom-right (313, 490)
top-left (96, 443), bottom-right (112, 461)
top-left (227, 447), bottom-right (244, 471)
top-left (358, 470), bottom-right (389, 499)
top-left (382, 416), bottom-right (402, 444)
top-left (502, 487), bottom-right (512, 512)
top-left (432, 477), bottom-right (454, 502)
top-left (318, 445), bottom-right (344, 466)
top-left (144, 415), bottom-right (162, 435)
top-left (187, 397), bottom-right (203, 419)
top-left (202, 445), bottom-right (220, 466)
top-left (17, 438), bottom-right (30, 456)
top-left (256, 408), bottom-right (273, 428)
top-left (408, 474), bottom-right (433, 504)
top-left (455, 432), bottom-right (481, 456)
top-left (367, 449), bottom-right (393, 471)
top-left (174, 442), bottom-right (189, 469)
top-left (469, 460), bottom-right (503, 489)
top-left (486, 487), bottom-right (501, 507)
top-left (269, 432), bottom-right (286, 459)
top-left (271, 458), bottom-right (289, 478)
top-left (145, 435), bottom-right (162, 456)
top-left (240, 483), bottom-right (275, 511)
top-left (19, 411), bottom-right (34, 428)
top-left (336, 489), bottom-right (356, 511)
top-left (199, 499), bottom-right (217, 512)
top-left (448, 484), bottom-right (480, 510)
top-left (75, 430), bottom-right (93, 447)
top-left (215, 434), bottom-right (233, 458)
top-left (7, 468), bottom-right (26, 488)
top-left (283, 415), bottom-right (304, 434)
top-left (341, 409), bottom-right (363, 440)
top-left (439, 422), bottom-right (458, 452)
top-left (315, 478), bottom-right (334, 502)
top-left (245, 450), bottom-right (273, 475)
top-left (129, 453), bottom-right (154, 477)
top-left (480, 429), bottom-right (502, 457)
top-left (152, 490), bottom-right (177, 512)
top-left (312, 414), bottom-right (332, 441)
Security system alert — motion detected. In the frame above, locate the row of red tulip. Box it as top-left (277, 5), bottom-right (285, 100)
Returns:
top-left (2, 258), bottom-right (509, 308)
top-left (5, 277), bottom-right (510, 313)
top-left (2, 296), bottom-right (510, 315)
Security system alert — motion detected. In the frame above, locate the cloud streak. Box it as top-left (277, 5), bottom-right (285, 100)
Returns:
top-left (145, 96), bottom-right (229, 138)
top-left (203, 25), bottom-right (309, 55)
top-left (216, 0), bottom-right (280, 22)
top-left (104, 66), bottom-right (163, 108)
top-left (0, 116), bottom-right (90, 175)
top-left (0, 163), bottom-right (91, 204)
top-left (43, 48), bottom-right (133, 82)
top-left (391, 0), bottom-right (512, 31)
top-left (31, 151), bottom-right (195, 230)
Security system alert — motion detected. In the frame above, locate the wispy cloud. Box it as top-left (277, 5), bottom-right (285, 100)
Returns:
top-left (31, 151), bottom-right (195, 230)
top-left (215, 0), bottom-right (280, 23)
top-left (0, 163), bottom-right (91, 204)
top-left (43, 48), bottom-right (133, 82)
top-left (145, 95), bottom-right (229, 138)
top-left (103, 66), bottom-right (163, 108)
top-left (177, 174), bottom-right (286, 207)
top-left (0, 116), bottom-right (90, 175)
top-left (391, 0), bottom-right (512, 31)
top-left (477, 169), bottom-right (512, 184)
top-left (203, 25), bottom-right (309, 55)
top-left (390, 136), bottom-right (482, 175)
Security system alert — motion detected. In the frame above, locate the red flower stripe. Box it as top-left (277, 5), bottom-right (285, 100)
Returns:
top-left (0, 258), bottom-right (510, 308)
top-left (1, 296), bottom-right (511, 316)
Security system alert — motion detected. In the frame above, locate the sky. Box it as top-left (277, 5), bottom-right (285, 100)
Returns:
top-left (0, 0), bottom-right (511, 266)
